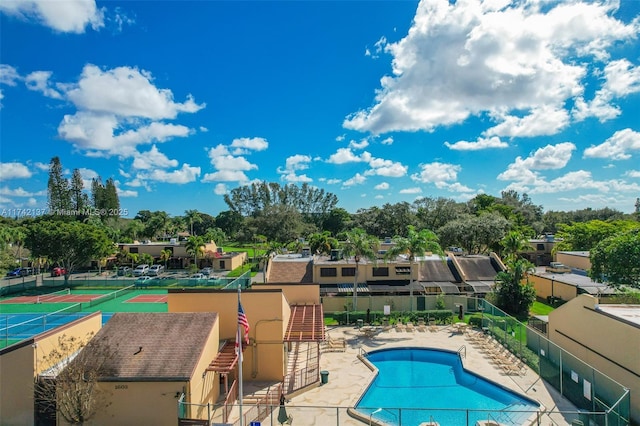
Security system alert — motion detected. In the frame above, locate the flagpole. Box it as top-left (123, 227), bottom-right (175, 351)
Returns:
top-left (237, 285), bottom-right (244, 426)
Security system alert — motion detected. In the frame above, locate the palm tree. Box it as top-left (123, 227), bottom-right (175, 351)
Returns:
top-left (384, 225), bottom-right (444, 311)
top-left (309, 231), bottom-right (338, 256)
top-left (160, 249), bottom-right (172, 270)
top-left (185, 236), bottom-right (206, 269)
top-left (341, 228), bottom-right (378, 312)
top-left (500, 231), bottom-right (533, 264)
top-left (184, 209), bottom-right (203, 236)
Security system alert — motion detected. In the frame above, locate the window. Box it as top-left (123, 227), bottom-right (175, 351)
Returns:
top-left (129, 247), bottom-right (139, 254)
top-left (163, 246), bottom-right (174, 254)
top-left (372, 267), bottom-right (389, 277)
top-left (220, 260), bottom-right (226, 269)
top-left (341, 267), bottom-right (356, 277)
top-left (536, 244), bottom-right (545, 251)
top-left (395, 266), bottom-right (411, 275)
top-left (320, 267), bottom-right (337, 277)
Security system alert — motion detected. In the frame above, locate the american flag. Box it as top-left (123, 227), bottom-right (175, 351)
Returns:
top-left (238, 300), bottom-right (250, 345)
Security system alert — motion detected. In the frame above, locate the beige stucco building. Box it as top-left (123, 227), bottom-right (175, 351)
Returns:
top-left (548, 294), bottom-right (640, 424)
top-left (117, 241), bottom-right (247, 271)
top-left (0, 312), bottom-right (103, 426)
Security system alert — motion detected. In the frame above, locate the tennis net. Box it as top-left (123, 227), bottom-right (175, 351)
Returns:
top-left (36, 288), bottom-right (71, 304)
top-left (85, 285), bottom-right (135, 308)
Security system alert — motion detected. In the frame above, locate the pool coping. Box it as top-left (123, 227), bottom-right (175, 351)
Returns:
top-left (347, 347), bottom-right (545, 426)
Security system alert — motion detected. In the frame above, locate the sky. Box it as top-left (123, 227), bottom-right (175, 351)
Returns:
top-left (1, 0), bottom-right (640, 219)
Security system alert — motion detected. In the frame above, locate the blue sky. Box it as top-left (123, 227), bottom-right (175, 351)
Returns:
top-left (1, 0), bottom-right (639, 219)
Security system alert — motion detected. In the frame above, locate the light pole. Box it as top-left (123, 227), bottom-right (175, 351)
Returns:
top-left (551, 275), bottom-right (555, 305)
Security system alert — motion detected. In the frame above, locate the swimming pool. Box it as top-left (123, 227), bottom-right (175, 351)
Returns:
top-left (355, 348), bottom-right (539, 426)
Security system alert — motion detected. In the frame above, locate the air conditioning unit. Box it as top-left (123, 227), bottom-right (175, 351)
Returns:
top-left (330, 249), bottom-right (342, 261)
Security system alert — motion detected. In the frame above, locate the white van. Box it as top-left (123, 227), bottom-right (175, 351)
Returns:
top-left (148, 265), bottom-right (164, 276)
top-left (133, 264), bottom-right (149, 276)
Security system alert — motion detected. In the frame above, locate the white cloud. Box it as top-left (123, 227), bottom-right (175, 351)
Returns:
top-left (281, 173), bottom-right (312, 183)
top-left (573, 60), bottom-right (640, 122)
top-left (374, 182), bottom-right (389, 190)
top-left (583, 128), bottom-right (640, 160)
top-left (203, 138), bottom-right (267, 184)
top-left (65, 65), bottom-right (204, 119)
top-left (119, 169), bottom-right (131, 178)
top-left (230, 137), bottom-right (268, 152)
top-left (625, 170), bottom-right (640, 178)
top-left (214, 183), bottom-right (227, 195)
top-left (145, 164), bottom-right (200, 184)
top-left (485, 106), bottom-right (570, 137)
top-left (411, 162), bottom-right (461, 189)
top-left (0, 0), bottom-right (105, 33)
top-left (0, 162), bottom-right (32, 180)
top-left (277, 154), bottom-right (313, 183)
top-left (399, 187), bottom-right (422, 194)
top-left (364, 156), bottom-right (407, 177)
top-left (0, 64), bottom-right (20, 86)
top-left (380, 136), bottom-right (394, 145)
top-left (132, 145), bottom-right (179, 170)
top-left (0, 186), bottom-right (46, 197)
top-left (18, 64), bottom-right (206, 158)
top-left (326, 178), bottom-right (341, 185)
top-left (343, 0), bottom-right (636, 136)
top-left (326, 147), bottom-right (363, 164)
top-left (445, 136), bottom-right (508, 151)
top-left (202, 170), bottom-right (250, 183)
top-left (24, 71), bottom-right (63, 99)
top-left (349, 139), bottom-right (369, 150)
top-left (498, 142), bottom-right (576, 184)
top-left (32, 161), bottom-right (50, 171)
top-left (342, 173), bottom-right (366, 188)
top-left (117, 188), bottom-right (138, 198)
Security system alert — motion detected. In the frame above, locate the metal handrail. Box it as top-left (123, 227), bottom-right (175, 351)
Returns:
top-left (457, 345), bottom-right (466, 359)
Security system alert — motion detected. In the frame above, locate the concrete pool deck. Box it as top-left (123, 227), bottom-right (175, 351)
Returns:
top-left (255, 324), bottom-right (580, 426)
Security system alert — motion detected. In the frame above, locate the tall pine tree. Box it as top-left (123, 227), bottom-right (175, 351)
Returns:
top-left (70, 169), bottom-right (90, 215)
top-left (47, 157), bottom-right (71, 213)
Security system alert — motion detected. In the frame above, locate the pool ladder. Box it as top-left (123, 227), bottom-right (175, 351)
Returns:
top-left (457, 344), bottom-right (466, 359)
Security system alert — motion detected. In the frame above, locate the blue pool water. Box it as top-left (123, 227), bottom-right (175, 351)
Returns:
top-left (356, 348), bottom-right (539, 426)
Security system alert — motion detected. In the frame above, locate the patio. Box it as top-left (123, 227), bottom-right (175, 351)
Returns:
top-left (254, 324), bottom-right (581, 426)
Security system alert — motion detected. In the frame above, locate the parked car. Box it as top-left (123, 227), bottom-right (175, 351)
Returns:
top-left (199, 267), bottom-right (212, 276)
top-left (133, 264), bottom-right (149, 276)
top-left (117, 266), bottom-right (131, 276)
top-left (51, 267), bottom-right (67, 277)
top-left (148, 265), bottom-right (164, 276)
top-left (135, 276), bottom-right (152, 287)
top-left (6, 267), bottom-right (30, 278)
top-left (189, 273), bottom-right (205, 280)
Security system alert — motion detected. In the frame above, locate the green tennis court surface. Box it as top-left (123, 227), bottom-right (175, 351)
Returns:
top-left (0, 287), bottom-right (168, 348)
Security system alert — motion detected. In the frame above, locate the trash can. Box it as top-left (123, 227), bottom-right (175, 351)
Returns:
top-left (320, 370), bottom-right (329, 384)
top-left (357, 319), bottom-right (363, 328)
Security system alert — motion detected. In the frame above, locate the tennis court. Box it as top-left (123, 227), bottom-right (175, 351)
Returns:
top-left (0, 286), bottom-right (168, 349)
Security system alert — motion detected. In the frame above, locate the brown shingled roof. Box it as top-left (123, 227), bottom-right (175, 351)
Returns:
top-left (83, 312), bottom-right (217, 381)
top-left (267, 259), bottom-right (313, 283)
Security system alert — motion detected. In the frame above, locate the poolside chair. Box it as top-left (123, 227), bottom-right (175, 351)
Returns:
top-left (416, 322), bottom-right (427, 332)
top-left (323, 335), bottom-right (346, 352)
top-left (405, 322), bottom-right (415, 332)
top-left (395, 322), bottom-right (406, 332)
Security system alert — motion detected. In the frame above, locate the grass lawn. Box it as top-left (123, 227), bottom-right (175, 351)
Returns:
top-left (530, 301), bottom-right (555, 316)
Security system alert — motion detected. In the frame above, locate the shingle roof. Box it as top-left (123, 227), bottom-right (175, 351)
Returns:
top-left (268, 258), bottom-right (313, 283)
top-left (455, 256), bottom-right (502, 281)
top-left (84, 312), bottom-right (217, 381)
top-left (418, 258), bottom-right (459, 282)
